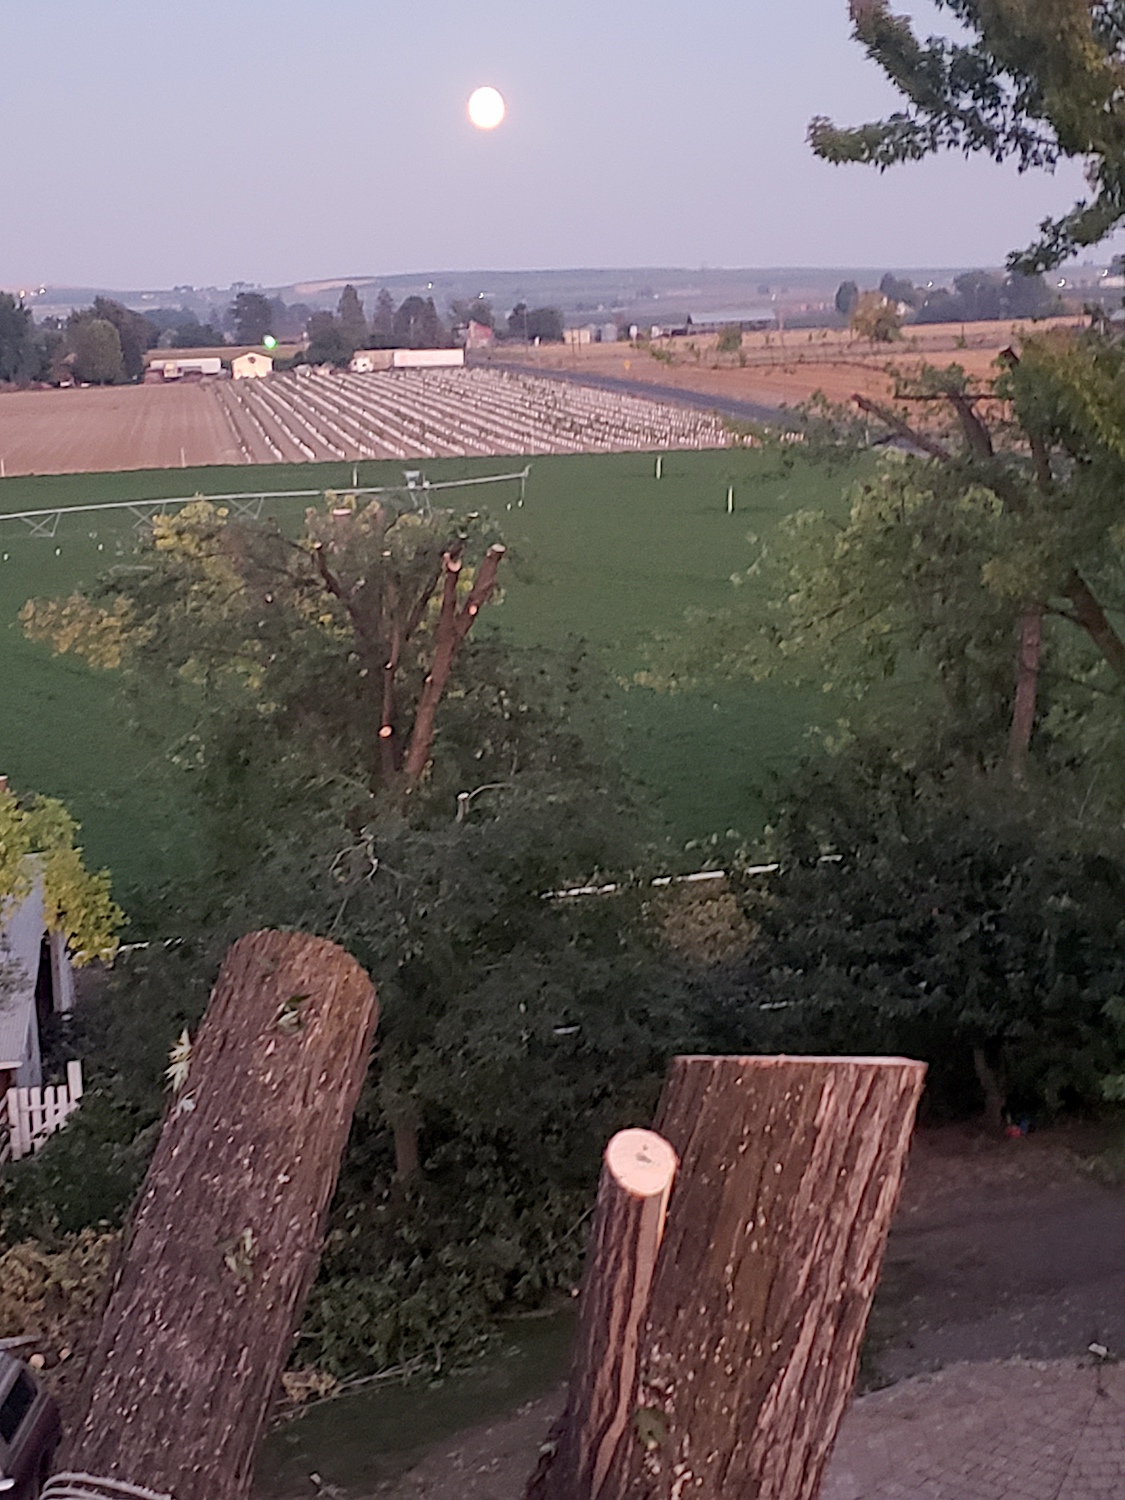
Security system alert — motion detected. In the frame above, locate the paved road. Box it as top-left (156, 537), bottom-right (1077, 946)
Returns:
top-left (485, 360), bottom-right (785, 426)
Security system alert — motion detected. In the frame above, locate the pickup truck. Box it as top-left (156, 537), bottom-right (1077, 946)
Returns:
top-left (0, 1354), bottom-right (60, 1500)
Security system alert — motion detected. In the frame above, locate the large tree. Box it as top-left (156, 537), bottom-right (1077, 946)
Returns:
top-left (229, 291), bottom-right (275, 344)
top-left (370, 287), bottom-right (395, 342)
top-left (337, 283), bottom-right (368, 347)
top-left (70, 318), bottom-right (124, 384)
top-left (677, 343), bottom-right (1125, 790)
top-left (0, 294), bottom-right (44, 383)
top-left (392, 295), bottom-right (447, 348)
top-left (90, 298), bottom-right (155, 381)
top-left (810, 0), bottom-right (1125, 270)
top-left (304, 311), bottom-right (355, 366)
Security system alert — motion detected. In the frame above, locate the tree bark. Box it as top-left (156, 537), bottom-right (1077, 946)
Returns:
top-left (62, 931), bottom-right (378, 1500)
top-left (529, 1130), bottom-right (678, 1500)
top-left (595, 1054), bottom-right (925, 1500)
top-left (972, 1045), bottom-right (1006, 1136)
top-left (1063, 569), bottom-right (1125, 682)
top-left (1008, 605), bottom-right (1043, 781)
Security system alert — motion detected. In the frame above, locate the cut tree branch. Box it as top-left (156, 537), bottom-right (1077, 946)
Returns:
top-left (402, 543), bottom-right (506, 782)
top-left (946, 390), bottom-right (994, 461)
top-left (851, 395), bottom-right (953, 460)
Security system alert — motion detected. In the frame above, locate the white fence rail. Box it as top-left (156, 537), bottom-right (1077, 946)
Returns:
top-left (1, 1060), bottom-right (83, 1165)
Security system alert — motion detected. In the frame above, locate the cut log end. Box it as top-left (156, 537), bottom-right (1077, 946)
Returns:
top-left (604, 1127), bottom-right (678, 1199)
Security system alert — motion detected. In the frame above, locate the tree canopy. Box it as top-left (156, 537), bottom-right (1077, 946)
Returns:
top-left (229, 291), bottom-right (274, 344)
top-left (0, 294), bottom-right (45, 383)
top-left (645, 329), bottom-right (1125, 1120)
top-left (336, 284), bottom-right (368, 346)
top-left (810, 0), bottom-right (1125, 270)
top-left (70, 318), bottom-right (124, 384)
top-left (0, 782), bottom-right (123, 965)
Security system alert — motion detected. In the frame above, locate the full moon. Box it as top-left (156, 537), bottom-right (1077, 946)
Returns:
top-left (467, 86), bottom-right (506, 130)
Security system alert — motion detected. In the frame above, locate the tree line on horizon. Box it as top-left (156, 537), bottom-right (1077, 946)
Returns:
top-left (0, 284), bottom-right (568, 387)
top-left (834, 268), bottom-right (1065, 342)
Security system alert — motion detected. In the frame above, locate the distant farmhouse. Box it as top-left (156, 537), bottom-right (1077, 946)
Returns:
top-left (232, 351), bottom-right (273, 380)
top-left (465, 320), bottom-right (495, 351)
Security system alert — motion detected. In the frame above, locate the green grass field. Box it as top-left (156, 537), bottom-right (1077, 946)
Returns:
top-left (0, 451), bottom-right (850, 900)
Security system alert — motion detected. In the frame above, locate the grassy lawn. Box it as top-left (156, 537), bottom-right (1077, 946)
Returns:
top-left (0, 450), bottom-right (850, 905)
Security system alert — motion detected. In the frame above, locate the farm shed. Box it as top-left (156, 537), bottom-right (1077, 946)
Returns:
top-left (350, 349), bottom-right (394, 373)
top-left (148, 357), bottom-right (223, 381)
top-left (686, 307), bottom-right (778, 331)
top-left (232, 351), bottom-right (273, 380)
top-left (0, 873), bottom-right (75, 1094)
top-left (391, 348), bottom-right (465, 369)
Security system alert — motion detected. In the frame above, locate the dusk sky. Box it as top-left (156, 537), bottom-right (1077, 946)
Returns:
top-left (4, 0), bottom-right (1113, 289)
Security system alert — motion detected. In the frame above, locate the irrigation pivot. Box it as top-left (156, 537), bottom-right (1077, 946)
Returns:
top-left (0, 467), bottom-right (532, 544)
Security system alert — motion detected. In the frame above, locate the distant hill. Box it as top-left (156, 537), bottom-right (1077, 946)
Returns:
top-left (18, 262), bottom-right (1113, 329)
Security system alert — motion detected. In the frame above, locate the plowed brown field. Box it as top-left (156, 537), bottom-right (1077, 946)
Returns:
top-left (0, 382), bottom-right (242, 476)
top-left (499, 316), bottom-right (1085, 411)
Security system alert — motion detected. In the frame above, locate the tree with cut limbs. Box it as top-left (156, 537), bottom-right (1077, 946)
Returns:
top-left (23, 493), bottom-right (678, 1215)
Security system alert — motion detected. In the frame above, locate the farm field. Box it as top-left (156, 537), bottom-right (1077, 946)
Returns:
top-left (0, 383), bottom-right (243, 474)
top-left (498, 315), bottom-right (1086, 412)
top-left (0, 449), bottom-right (851, 901)
top-left (0, 369), bottom-right (728, 478)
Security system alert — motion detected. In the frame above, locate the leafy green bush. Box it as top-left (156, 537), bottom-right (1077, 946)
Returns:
top-left (710, 752), bottom-right (1125, 1123)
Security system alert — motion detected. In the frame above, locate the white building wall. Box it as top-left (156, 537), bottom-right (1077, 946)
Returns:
top-left (391, 349), bottom-right (465, 369)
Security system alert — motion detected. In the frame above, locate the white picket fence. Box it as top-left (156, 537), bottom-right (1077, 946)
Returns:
top-left (0, 1061), bottom-right (84, 1165)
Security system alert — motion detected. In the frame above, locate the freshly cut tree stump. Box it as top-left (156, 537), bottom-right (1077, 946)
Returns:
top-left (530, 1129), bottom-right (678, 1500)
top-left (531, 1054), bottom-right (924, 1500)
top-left (62, 931), bottom-right (378, 1500)
top-left (607, 1054), bottom-right (926, 1500)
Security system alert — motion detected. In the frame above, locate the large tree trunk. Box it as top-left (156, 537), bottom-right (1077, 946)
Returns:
top-left (529, 1130), bottom-right (678, 1500)
top-left (60, 932), bottom-right (378, 1500)
top-left (536, 1054), bottom-right (924, 1500)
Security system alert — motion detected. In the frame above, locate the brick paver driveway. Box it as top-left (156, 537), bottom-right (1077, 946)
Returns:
top-left (822, 1359), bottom-right (1125, 1499)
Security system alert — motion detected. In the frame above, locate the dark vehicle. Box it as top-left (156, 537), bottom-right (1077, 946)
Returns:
top-left (0, 1354), bottom-right (60, 1500)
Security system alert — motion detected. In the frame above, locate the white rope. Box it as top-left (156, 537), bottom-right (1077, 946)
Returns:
top-left (42, 1473), bottom-right (172, 1500)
